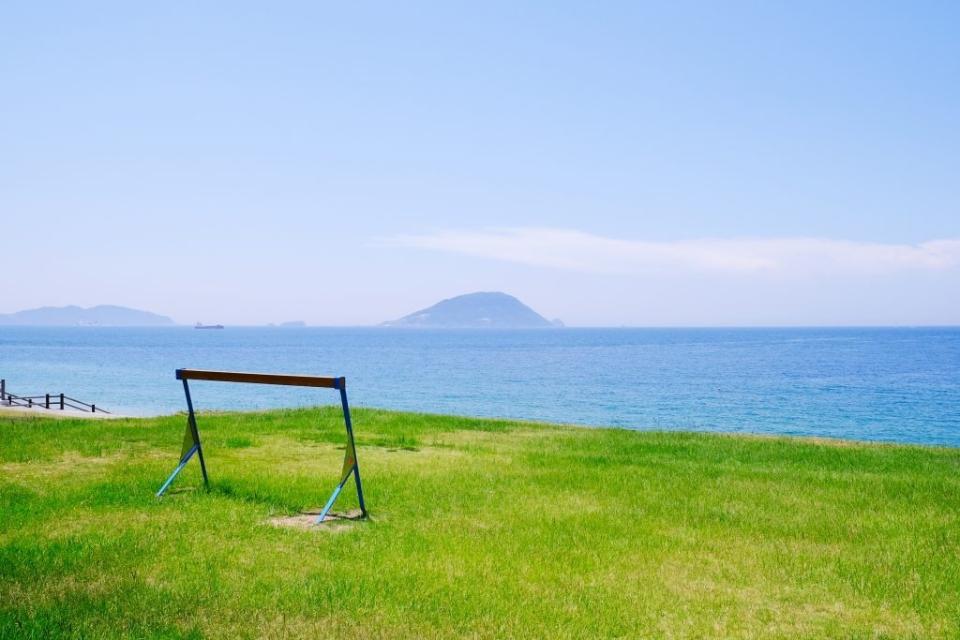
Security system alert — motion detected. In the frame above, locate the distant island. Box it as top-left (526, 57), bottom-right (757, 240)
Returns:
top-left (382, 292), bottom-right (563, 329)
top-left (0, 305), bottom-right (175, 327)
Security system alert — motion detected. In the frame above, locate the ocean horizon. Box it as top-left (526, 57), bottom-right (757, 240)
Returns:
top-left (2, 325), bottom-right (958, 447)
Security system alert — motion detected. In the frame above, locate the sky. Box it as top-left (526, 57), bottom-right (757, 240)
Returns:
top-left (2, 1), bottom-right (958, 326)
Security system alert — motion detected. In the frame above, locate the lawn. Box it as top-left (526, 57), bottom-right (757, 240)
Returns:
top-left (1, 408), bottom-right (958, 638)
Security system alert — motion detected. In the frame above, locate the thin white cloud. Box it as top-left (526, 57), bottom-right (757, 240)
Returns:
top-left (385, 228), bottom-right (960, 275)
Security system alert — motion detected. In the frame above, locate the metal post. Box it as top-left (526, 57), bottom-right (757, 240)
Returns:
top-left (340, 380), bottom-right (367, 516)
top-left (46, 393), bottom-right (50, 409)
top-left (155, 379), bottom-right (208, 497)
top-left (60, 393), bottom-right (64, 410)
top-left (316, 378), bottom-right (368, 524)
top-left (92, 404), bottom-right (96, 413)
top-left (182, 379), bottom-right (209, 487)
top-left (1, 379), bottom-right (5, 400)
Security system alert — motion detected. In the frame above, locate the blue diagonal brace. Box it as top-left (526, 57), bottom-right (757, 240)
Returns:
top-left (316, 469), bottom-right (353, 523)
top-left (156, 444), bottom-right (199, 497)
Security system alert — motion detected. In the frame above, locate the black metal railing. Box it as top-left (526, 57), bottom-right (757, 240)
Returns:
top-left (0, 379), bottom-right (110, 414)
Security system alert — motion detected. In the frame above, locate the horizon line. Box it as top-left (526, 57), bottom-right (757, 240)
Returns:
top-left (2, 323), bottom-right (958, 330)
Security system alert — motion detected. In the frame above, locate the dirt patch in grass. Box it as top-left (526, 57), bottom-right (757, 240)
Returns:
top-left (267, 509), bottom-right (366, 532)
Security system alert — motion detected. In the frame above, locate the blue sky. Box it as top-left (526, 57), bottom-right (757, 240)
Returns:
top-left (2, 1), bottom-right (958, 325)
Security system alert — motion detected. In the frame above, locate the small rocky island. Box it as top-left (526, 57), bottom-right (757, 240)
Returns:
top-left (383, 292), bottom-right (563, 329)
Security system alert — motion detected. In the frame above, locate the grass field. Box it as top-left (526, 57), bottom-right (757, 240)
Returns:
top-left (2, 407), bottom-right (959, 639)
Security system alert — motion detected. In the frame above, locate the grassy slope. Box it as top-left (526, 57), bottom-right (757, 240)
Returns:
top-left (1, 408), bottom-right (959, 639)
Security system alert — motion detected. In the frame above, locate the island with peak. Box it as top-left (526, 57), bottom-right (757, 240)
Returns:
top-left (382, 292), bottom-right (563, 329)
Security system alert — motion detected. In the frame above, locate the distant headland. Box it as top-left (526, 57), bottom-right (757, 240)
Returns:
top-left (382, 292), bottom-right (563, 329)
top-left (0, 305), bottom-right (175, 327)
top-left (1, 296), bottom-right (564, 328)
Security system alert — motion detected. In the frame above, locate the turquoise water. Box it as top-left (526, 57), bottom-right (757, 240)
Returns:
top-left (1, 326), bottom-right (958, 446)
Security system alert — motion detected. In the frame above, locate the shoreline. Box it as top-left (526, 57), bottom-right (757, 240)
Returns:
top-left (0, 404), bottom-right (124, 419)
top-left (2, 403), bottom-right (956, 450)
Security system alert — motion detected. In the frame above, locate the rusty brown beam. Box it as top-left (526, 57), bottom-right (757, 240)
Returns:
top-left (175, 368), bottom-right (343, 389)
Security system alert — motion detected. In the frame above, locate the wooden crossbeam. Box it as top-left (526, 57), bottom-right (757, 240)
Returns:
top-left (175, 368), bottom-right (342, 389)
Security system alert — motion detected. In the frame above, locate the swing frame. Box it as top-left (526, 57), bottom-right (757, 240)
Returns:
top-left (155, 368), bottom-right (367, 523)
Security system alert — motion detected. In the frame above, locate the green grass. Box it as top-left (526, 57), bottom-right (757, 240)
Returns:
top-left (2, 408), bottom-right (959, 639)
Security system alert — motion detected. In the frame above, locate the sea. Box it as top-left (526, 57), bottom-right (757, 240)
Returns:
top-left (1, 326), bottom-right (958, 447)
